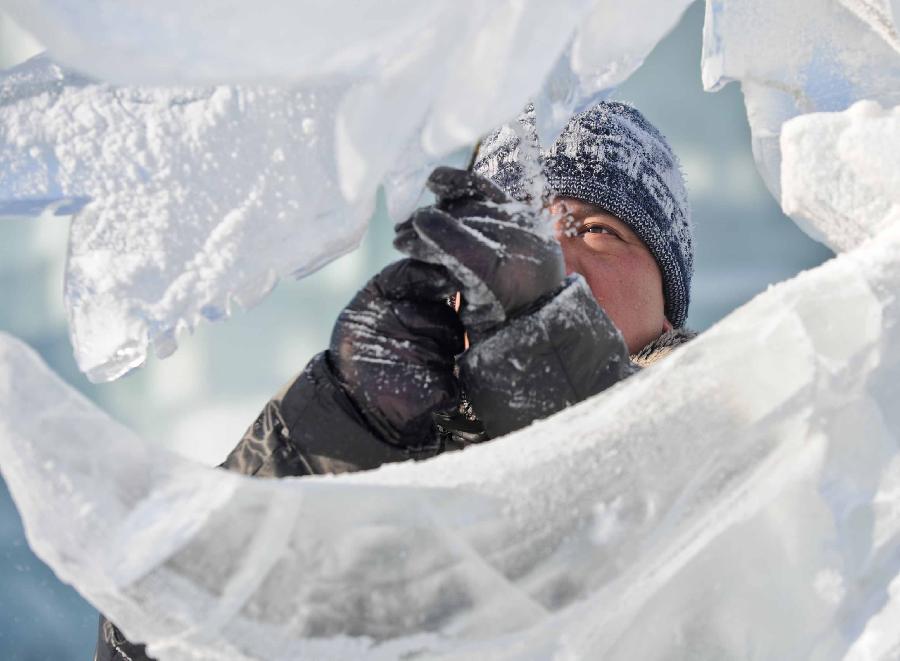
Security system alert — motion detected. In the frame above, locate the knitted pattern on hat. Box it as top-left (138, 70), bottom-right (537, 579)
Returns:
top-left (473, 102), bottom-right (694, 328)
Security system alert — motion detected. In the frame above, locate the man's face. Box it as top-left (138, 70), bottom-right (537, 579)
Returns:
top-left (549, 197), bottom-right (671, 353)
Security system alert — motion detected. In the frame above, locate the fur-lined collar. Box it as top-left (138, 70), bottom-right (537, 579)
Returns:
top-left (631, 327), bottom-right (697, 368)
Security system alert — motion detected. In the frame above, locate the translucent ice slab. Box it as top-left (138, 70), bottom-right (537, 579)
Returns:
top-left (3, 208), bottom-right (900, 657)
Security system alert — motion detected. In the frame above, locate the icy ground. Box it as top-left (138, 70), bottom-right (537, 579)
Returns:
top-left (0, 0), bottom-right (899, 659)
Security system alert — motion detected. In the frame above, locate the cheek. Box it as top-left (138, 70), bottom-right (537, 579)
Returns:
top-left (561, 240), bottom-right (628, 308)
top-left (560, 240), bottom-right (667, 348)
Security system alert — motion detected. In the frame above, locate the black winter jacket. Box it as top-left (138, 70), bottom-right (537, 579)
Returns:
top-left (95, 275), bottom-right (693, 660)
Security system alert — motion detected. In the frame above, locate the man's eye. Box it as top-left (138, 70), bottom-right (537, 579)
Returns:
top-left (582, 224), bottom-right (618, 238)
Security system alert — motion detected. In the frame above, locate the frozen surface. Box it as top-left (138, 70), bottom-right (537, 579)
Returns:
top-left (781, 101), bottom-right (900, 252)
top-left (701, 0), bottom-right (900, 243)
top-left (3, 99), bottom-right (900, 656)
top-left (1, 1), bottom-right (899, 659)
top-left (0, 9), bottom-right (42, 69)
top-left (2, 212), bottom-right (900, 658)
top-left (0, 55), bottom-right (364, 382)
top-left (0, 0), bottom-right (691, 381)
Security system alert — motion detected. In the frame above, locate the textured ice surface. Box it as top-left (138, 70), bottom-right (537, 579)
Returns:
top-left (4, 101), bottom-right (900, 656)
top-left (2, 211), bottom-right (899, 658)
top-left (0, 56), bottom-right (362, 382)
top-left (781, 101), bottom-right (900, 252)
top-left (0, 0), bottom-right (691, 381)
top-left (701, 0), bottom-right (900, 244)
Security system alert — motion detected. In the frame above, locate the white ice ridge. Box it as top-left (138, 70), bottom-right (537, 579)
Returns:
top-left (3, 228), bottom-right (900, 658)
top-left (0, 1), bottom-right (692, 382)
top-left (781, 101), bottom-right (900, 253)
top-left (701, 0), bottom-right (900, 245)
top-left (6, 83), bottom-right (899, 659)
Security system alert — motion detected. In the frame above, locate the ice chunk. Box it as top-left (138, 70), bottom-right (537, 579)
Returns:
top-left (3, 205), bottom-right (900, 657)
top-left (0, 0), bottom-right (455, 86)
top-left (0, 2), bottom-right (698, 382)
top-left (781, 101), bottom-right (900, 252)
top-left (0, 55), bottom-right (368, 382)
top-left (377, 0), bottom-right (694, 220)
top-left (531, 0), bottom-right (694, 144)
top-left (0, 1), bottom-right (594, 202)
top-left (701, 0), bottom-right (900, 244)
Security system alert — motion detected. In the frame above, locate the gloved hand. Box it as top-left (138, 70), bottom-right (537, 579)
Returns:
top-left (394, 167), bottom-right (565, 339)
top-left (329, 258), bottom-right (465, 448)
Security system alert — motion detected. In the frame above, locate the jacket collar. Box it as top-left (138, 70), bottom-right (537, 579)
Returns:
top-left (631, 327), bottom-right (697, 368)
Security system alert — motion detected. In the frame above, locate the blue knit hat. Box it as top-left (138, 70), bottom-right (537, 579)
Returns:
top-left (473, 102), bottom-right (693, 328)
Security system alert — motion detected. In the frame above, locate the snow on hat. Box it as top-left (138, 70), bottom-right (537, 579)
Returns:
top-left (473, 102), bottom-right (694, 328)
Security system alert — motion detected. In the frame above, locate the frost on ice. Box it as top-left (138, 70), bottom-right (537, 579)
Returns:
top-left (781, 100), bottom-right (900, 252)
top-left (0, 56), bottom-right (362, 382)
top-left (0, 1), bottom-right (692, 382)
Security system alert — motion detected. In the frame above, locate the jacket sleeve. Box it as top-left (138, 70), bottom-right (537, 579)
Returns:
top-left (457, 274), bottom-right (635, 439)
top-left (220, 351), bottom-right (412, 477)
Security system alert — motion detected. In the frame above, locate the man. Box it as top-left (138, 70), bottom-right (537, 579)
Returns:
top-left (96, 101), bottom-right (695, 659)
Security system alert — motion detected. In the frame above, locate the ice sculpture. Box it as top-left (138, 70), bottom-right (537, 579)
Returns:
top-left (0, 0), bottom-right (692, 382)
top-left (781, 100), bottom-right (900, 252)
top-left (2, 103), bottom-right (900, 658)
top-left (701, 0), bottom-right (900, 243)
top-left (2, 201), bottom-right (899, 657)
top-left (0, 56), bottom-right (364, 382)
top-left (1, 1), bottom-right (899, 660)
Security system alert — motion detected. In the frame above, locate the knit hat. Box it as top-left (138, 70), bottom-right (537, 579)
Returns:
top-left (473, 102), bottom-right (693, 328)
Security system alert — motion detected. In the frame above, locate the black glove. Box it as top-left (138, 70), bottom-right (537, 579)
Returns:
top-left (394, 167), bottom-right (565, 339)
top-left (329, 258), bottom-right (465, 448)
